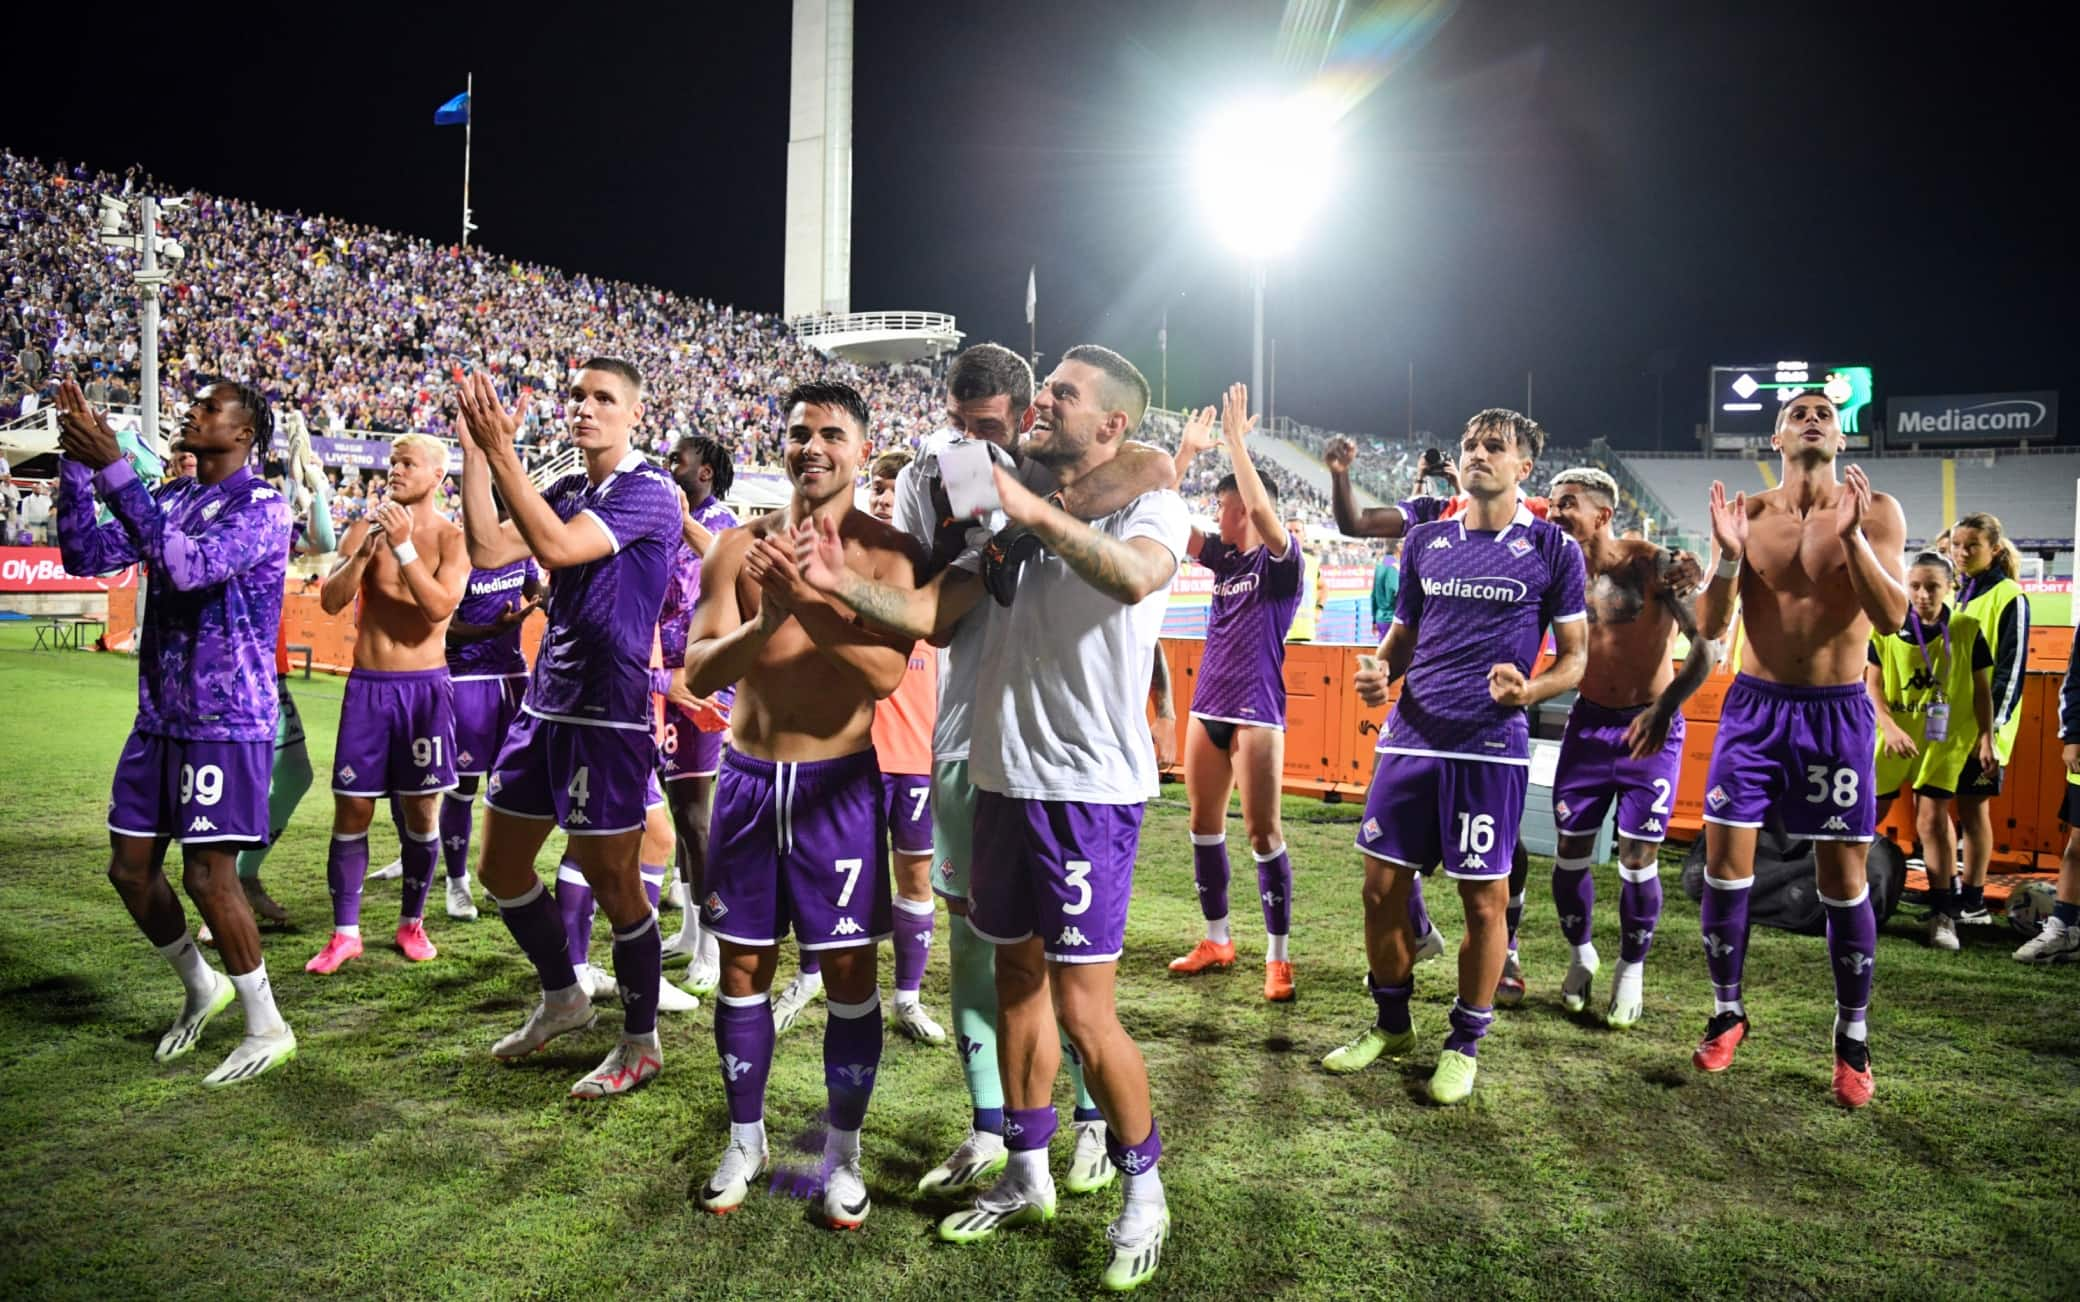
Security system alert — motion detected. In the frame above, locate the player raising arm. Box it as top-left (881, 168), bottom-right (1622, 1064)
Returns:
top-left (1693, 390), bottom-right (1906, 1108)
top-left (680, 382), bottom-right (917, 1230)
top-left (307, 435), bottom-right (468, 975)
top-left (456, 362), bottom-right (683, 1100)
top-left (55, 377), bottom-right (297, 1086)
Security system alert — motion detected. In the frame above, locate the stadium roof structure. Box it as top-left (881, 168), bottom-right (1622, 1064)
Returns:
top-left (788, 310), bottom-right (964, 366)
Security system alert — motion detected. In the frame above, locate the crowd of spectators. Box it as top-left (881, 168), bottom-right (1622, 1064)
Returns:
top-left (4, 149), bottom-right (1648, 563)
top-left (1272, 420), bottom-right (1652, 537)
top-left (1, 150), bottom-right (945, 474)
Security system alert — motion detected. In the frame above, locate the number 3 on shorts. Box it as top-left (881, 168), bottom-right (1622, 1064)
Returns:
top-left (1063, 860), bottom-right (1092, 915)
top-left (1805, 765), bottom-right (1859, 808)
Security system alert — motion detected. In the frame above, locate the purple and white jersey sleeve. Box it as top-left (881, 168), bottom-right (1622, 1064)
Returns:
top-left (655, 494), bottom-right (739, 690)
top-left (1189, 536), bottom-right (1304, 728)
top-left (73, 458), bottom-right (289, 742)
top-left (1398, 495), bottom-right (1451, 530)
top-left (1378, 506), bottom-right (1581, 765)
top-left (527, 452), bottom-right (681, 730)
top-left (447, 558), bottom-right (536, 678)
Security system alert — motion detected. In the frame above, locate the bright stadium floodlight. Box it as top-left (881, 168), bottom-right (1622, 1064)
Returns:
top-left (1194, 92), bottom-right (1338, 420)
top-left (1193, 93), bottom-right (1339, 259)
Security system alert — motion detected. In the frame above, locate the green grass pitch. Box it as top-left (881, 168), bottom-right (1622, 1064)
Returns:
top-left (1, 623), bottom-right (2076, 1299)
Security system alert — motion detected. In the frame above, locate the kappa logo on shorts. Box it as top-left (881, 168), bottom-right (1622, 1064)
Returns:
top-left (1507, 537), bottom-right (1533, 557)
top-left (1459, 853), bottom-right (1489, 873)
top-left (566, 809), bottom-right (590, 826)
top-left (1055, 926), bottom-right (1091, 948)
top-left (1705, 784), bottom-right (1730, 811)
top-left (422, 773), bottom-right (444, 787)
top-left (337, 765), bottom-right (359, 786)
top-left (1642, 817), bottom-right (1663, 834)
top-left (832, 917), bottom-right (864, 937)
top-left (1363, 817), bottom-right (1382, 842)
top-left (187, 816), bottom-right (218, 833)
top-left (702, 892), bottom-right (729, 921)
top-left (487, 774), bottom-right (503, 794)
top-left (1823, 816), bottom-right (1850, 832)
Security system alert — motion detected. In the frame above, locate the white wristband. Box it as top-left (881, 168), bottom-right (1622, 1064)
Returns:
top-left (390, 539), bottom-right (419, 566)
top-left (1714, 556), bottom-right (1740, 580)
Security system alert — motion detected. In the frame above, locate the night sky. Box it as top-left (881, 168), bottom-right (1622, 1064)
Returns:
top-left (5, 0), bottom-right (2070, 448)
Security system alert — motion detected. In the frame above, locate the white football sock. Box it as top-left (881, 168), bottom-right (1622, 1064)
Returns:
top-left (1266, 933), bottom-right (1289, 962)
top-left (825, 1125), bottom-right (861, 1164)
top-left (156, 932), bottom-right (216, 1000)
top-left (1835, 1012), bottom-right (1868, 1042)
top-left (1205, 915), bottom-right (1231, 945)
top-left (1008, 1147), bottom-right (1049, 1190)
top-left (731, 1119), bottom-right (768, 1153)
top-left (1714, 997), bottom-right (1745, 1017)
top-left (334, 924), bottom-right (361, 940)
top-left (227, 964), bottom-right (286, 1036)
top-left (1118, 1163), bottom-right (1166, 1236)
top-left (1571, 942), bottom-right (1598, 967)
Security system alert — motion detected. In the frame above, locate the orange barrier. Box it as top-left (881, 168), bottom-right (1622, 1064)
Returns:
top-left (101, 582), bottom-right (2075, 869)
top-left (1157, 623), bottom-right (2079, 869)
top-left (106, 584), bottom-right (544, 674)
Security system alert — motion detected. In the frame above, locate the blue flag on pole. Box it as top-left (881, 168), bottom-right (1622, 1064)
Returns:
top-left (433, 92), bottom-right (470, 126)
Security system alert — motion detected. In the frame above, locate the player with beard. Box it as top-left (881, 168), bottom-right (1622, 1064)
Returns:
top-left (804, 346), bottom-right (1187, 1293)
top-left (456, 360), bottom-right (681, 1099)
top-left (308, 435), bottom-right (469, 974)
top-left (682, 382), bottom-right (917, 1229)
top-left (55, 377), bottom-right (297, 1084)
top-left (1694, 391), bottom-right (1907, 1108)
top-left (876, 343), bottom-right (1173, 1207)
top-left (1165, 384), bottom-right (1306, 1000)
top-left (1323, 409), bottom-right (1587, 1107)
top-left (1543, 468), bottom-right (1712, 1025)
top-left (657, 433), bottom-right (738, 995)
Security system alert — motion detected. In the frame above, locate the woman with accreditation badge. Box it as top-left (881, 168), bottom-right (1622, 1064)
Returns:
top-left (1863, 550), bottom-right (1996, 953)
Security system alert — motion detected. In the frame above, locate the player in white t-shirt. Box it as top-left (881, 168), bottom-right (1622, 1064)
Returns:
top-left (803, 345), bottom-right (1184, 1294)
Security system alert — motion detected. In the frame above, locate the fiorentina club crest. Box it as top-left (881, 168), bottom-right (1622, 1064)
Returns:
top-left (1507, 537), bottom-right (1532, 557)
top-left (1554, 799), bottom-right (1572, 821)
top-left (1705, 784), bottom-right (1730, 811)
top-left (1363, 817), bottom-right (1382, 842)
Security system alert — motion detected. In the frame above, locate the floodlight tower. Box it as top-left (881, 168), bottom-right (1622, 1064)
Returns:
top-left (1196, 95), bottom-right (1337, 417)
top-left (96, 193), bottom-right (187, 448)
top-left (784, 0), bottom-right (961, 364)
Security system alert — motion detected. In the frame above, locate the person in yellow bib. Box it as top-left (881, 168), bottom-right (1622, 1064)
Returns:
top-left (1949, 513), bottom-right (2029, 924)
top-left (1864, 551), bottom-right (1995, 952)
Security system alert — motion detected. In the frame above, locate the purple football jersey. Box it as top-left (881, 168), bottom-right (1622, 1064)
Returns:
top-left (1377, 500), bottom-right (1586, 764)
top-left (654, 493), bottom-right (738, 694)
top-left (525, 450), bottom-right (681, 730)
top-left (447, 558), bottom-right (537, 678)
top-left (58, 457), bottom-right (289, 742)
top-left (1189, 536), bottom-right (1303, 727)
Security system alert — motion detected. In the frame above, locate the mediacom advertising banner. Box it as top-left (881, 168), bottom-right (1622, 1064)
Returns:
top-left (1887, 391), bottom-right (2058, 443)
top-left (0, 546), bottom-right (137, 592)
